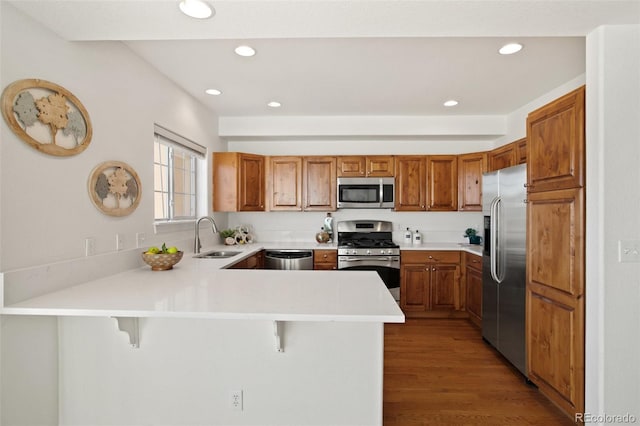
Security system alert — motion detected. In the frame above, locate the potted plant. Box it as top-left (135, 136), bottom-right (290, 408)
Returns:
top-left (464, 228), bottom-right (482, 245)
top-left (220, 229), bottom-right (237, 245)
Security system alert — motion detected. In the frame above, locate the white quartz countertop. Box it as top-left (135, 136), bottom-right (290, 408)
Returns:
top-left (2, 244), bottom-right (404, 323)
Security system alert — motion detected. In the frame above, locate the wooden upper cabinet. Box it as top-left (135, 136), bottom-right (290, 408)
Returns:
top-left (366, 156), bottom-right (395, 177)
top-left (457, 152), bottom-right (486, 211)
top-left (213, 152), bottom-right (265, 212)
top-left (527, 86), bottom-right (585, 192)
top-left (337, 156), bottom-right (366, 177)
top-left (337, 155), bottom-right (394, 177)
top-left (303, 156), bottom-right (337, 211)
top-left (395, 156), bottom-right (426, 211)
top-left (488, 143), bottom-right (517, 172)
top-left (427, 155), bottom-right (458, 211)
top-left (268, 156), bottom-right (303, 211)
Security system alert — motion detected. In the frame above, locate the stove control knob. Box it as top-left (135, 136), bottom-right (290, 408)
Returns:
top-left (386, 249), bottom-right (392, 255)
top-left (380, 249), bottom-right (385, 254)
top-left (351, 250), bottom-right (357, 255)
top-left (366, 249), bottom-right (371, 255)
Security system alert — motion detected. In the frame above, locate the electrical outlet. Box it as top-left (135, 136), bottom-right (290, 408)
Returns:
top-left (619, 240), bottom-right (640, 263)
top-left (85, 238), bottom-right (95, 256)
top-left (116, 234), bottom-right (124, 251)
top-left (136, 232), bottom-right (146, 248)
top-left (230, 390), bottom-right (243, 411)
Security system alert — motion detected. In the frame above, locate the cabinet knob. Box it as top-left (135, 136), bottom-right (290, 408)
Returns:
top-left (428, 255), bottom-right (433, 259)
top-left (432, 267), bottom-right (436, 271)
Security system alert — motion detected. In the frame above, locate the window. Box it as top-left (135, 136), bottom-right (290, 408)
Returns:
top-left (153, 124), bottom-right (206, 222)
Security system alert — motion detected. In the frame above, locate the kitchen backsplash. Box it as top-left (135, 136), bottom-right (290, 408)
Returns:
top-left (229, 211), bottom-right (483, 244)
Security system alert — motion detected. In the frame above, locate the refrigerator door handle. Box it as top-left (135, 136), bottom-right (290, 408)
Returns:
top-left (490, 196), bottom-right (503, 284)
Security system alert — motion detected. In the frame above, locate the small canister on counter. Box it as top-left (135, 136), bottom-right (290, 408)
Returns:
top-left (404, 228), bottom-right (412, 245)
top-left (412, 229), bottom-right (422, 245)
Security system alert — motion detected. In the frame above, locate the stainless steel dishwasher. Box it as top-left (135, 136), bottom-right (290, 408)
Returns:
top-left (264, 250), bottom-right (314, 270)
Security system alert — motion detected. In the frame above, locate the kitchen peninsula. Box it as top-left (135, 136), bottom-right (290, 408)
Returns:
top-left (1, 245), bottom-right (404, 426)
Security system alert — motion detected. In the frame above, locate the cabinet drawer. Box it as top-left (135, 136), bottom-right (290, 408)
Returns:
top-left (402, 250), bottom-right (460, 264)
top-left (314, 249), bottom-right (337, 270)
top-left (464, 252), bottom-right (482, 271)
top-left (314, 249), bottom-right (337, 263)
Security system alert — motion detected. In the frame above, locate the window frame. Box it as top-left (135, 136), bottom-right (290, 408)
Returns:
top-left (153, 124), bottom-right (207, 230)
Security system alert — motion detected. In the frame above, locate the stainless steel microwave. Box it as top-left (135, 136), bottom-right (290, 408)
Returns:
top-left (337, 177), bottom-right (395, 209)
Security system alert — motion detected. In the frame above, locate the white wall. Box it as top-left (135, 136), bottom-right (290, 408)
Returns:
top-left (492, 73), bottom-right (586, 148)
top-left (57, 318), bottom-right (383, 426)
top-left (585, 25), bottom-right (640, 420)
top-left (0, 4), bottom-right (225, 272)
top-left (0, 4), bottom-right (223, 425)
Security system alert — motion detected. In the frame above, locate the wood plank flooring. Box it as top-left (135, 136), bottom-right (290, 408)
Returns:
top-left (383, 319), bottom-right (574, 425)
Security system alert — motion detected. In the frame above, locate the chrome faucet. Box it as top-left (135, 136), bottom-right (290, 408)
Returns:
top-left (194, 216), bottom-right (219, 254)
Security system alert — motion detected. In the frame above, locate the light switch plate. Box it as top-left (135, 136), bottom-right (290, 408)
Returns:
top-left (618, 240), bottom-right (640, 263)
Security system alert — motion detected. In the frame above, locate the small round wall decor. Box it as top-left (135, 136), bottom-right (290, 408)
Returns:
top-left (1, 78), bottom-right (92, 156)
top-left (88, 161), bottom-right (141, 217)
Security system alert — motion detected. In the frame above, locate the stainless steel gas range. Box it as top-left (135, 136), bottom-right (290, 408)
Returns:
top-left (337, 220), bottom-right (400, 302)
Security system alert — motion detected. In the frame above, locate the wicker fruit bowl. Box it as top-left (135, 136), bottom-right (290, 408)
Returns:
top-left (141, 250), bottom-right (183, 271)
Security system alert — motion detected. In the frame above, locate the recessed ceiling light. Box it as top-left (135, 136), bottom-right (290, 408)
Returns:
top-left (443, 100), bottom-right (459, 107)
top-left (499, 43), bottom-right (523, 55)
top-left (205, 89), bottom-right (221, 96)
top-left (267, 101), bottom-right (281, 108)
top-left (235, 45), bottom-right (256, 57)
top-left (179, 0), bottom-right (214, 19)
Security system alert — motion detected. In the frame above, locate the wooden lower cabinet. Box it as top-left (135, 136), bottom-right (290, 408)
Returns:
top-left (228, 250), bottom-right (264, 269)
top-left (527, 282), bottom-right (584, 418)
top-left (400, 250), bottom-right (463, 318)
top-left (464, 252), bottom-right (483, 328)
top-left (313, 249), bottom-right (337, 270)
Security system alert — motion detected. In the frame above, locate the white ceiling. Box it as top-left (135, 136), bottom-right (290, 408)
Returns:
top-left (9, 1), bottom-right (640, 117)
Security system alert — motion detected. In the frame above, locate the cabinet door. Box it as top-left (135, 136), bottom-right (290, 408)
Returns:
top-left (457, 152), bottom-right (486, 211)
top-left (238, 154), bottom-right (265, 211)
top-left (427, 155), bottom-right (458, 211)
top-left (303, 156), bottom-right (337, 211)
top-left (366, 156), bottom-right (395, 177)
top-left (431, 264), bottom-right (460, 310)
top-left (395, 156), bottom-right (426, 211)
top-left (527, 86), bottom-right (585, 192)
top-left (527, 284), bottom-right (584, 417)
top-left (269, 156), bottom-right (302, 211)
top-left (466, 266), bottom-right (483, 326)
top-left (527, 188), bottom-right (584, 297)
top-left (488, 144), bottom-right (516, 172)
top-left (400, 264), bottom-right (431, 312)
top-left (337, 156), bottom-right (365, 177)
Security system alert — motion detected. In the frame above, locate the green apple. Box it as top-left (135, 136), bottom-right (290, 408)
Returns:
top-left (146, 246), bottom-right (160, 254)
top-left (167, 246), bottom-right (179, 254)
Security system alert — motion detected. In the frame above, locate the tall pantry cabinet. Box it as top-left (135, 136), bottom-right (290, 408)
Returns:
top-left (525, 86), bottom-right (585, 420)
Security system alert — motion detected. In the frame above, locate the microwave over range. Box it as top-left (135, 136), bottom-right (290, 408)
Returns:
top-left (337, 177), bottom-right (395, 209)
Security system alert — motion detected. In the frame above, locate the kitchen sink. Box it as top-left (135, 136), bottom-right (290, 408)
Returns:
top-left (193, 250), bottom-right (242, 259)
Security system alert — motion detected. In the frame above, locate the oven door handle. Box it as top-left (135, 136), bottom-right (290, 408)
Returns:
top-left (340, 257), bottom-right (398, 262)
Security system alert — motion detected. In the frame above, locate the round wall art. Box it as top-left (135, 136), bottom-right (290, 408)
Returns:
top-left (1, 79), bottom-right (92, 156)
top-left (88, 161), bottom-right (141, 217)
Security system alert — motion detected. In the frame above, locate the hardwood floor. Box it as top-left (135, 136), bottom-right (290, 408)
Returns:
top-left (383, 319), bottom-right (574, 425)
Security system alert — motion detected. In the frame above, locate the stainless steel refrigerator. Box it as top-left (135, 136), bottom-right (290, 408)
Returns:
top-left (482, 163), bottom-right (527, 376)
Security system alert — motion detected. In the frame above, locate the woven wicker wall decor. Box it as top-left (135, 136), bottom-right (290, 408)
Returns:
top-left (88, 161), bottom-right (141, 217)
top-left (1, 79), bottom-right (92, 156)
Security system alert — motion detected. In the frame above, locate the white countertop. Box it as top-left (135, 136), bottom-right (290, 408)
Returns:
top-left (2, 244), bottom-right (404, 323)
top-left (1, 240), bottom-right (482, 322)
top-left (260, 241), bottom-right (482, 256)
